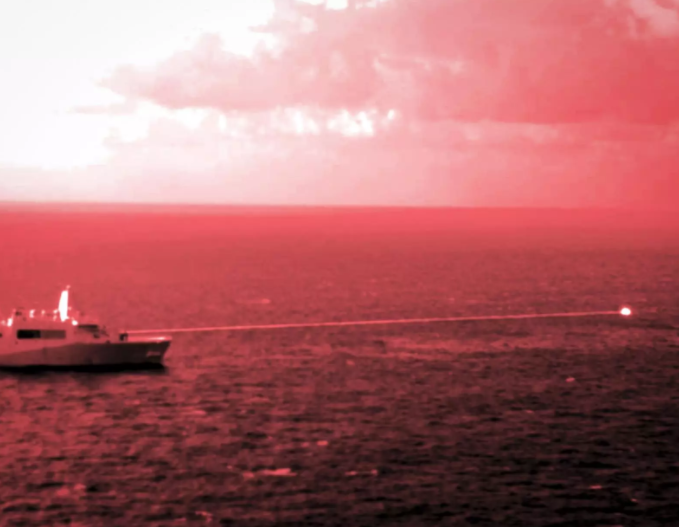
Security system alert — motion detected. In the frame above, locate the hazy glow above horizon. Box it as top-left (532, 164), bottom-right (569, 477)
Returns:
top-left (0, 0), bottom-right (276, 169)
top-left (0, 0), bottom-right (392, 171)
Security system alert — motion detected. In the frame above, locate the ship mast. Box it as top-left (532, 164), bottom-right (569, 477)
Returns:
top-left (58, 286), bottom-right (70, 322)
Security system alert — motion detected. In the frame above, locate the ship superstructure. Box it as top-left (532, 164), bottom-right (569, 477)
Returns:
top-left (0, 288), bottom-right (170, 367)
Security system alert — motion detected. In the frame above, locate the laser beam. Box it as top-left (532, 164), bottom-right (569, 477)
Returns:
top-left (126, 308), bottom-right (632, 336)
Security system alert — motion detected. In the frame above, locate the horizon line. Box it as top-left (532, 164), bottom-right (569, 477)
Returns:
top-left (1, 201), bottom-right (677, 214)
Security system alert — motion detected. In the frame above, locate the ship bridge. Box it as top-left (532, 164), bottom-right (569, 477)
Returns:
top-left (0, 289), bottom-right (108, 342)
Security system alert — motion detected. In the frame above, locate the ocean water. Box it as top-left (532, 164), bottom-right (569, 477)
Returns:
top-left (1, 206), bottom-right (679, 526)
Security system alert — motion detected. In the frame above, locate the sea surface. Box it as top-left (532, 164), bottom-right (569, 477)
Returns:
top-left (1, 205), bottom-right (679, 526)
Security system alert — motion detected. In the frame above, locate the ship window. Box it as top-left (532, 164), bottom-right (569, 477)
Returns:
top-left (76, 325), bottom-right (100, 332)
top-left (16, 329), bottom-right (66, 339)
top-left (17, 329), bottom-right (41, 339)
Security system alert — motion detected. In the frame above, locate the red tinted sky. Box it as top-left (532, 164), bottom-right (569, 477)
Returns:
top-left (1, 0), bottom-right (678, 207)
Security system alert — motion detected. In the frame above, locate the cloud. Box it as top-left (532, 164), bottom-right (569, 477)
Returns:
top-left (104, 30), bottom-right (380, 113)
top-left (85, 0), bottom-right (679, 207)
top-left (5, 0), bottom-right (679, 207)
top-left (102, 0), bottom-right (679, 125)
top-left (628, 0), bottom-right (679, 37)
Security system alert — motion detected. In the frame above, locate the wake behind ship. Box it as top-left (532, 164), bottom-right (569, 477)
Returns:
top-left (0, 288), bottom-right (170, 368)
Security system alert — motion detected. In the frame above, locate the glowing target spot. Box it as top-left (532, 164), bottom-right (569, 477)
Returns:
top-left (620, 307), bottom-right (632, 317)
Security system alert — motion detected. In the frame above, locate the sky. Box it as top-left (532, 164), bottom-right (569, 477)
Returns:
top-left (1, 0), bottom-right (678, 207)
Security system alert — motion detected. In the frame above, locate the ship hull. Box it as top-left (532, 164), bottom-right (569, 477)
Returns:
top-left (0, 339), bottom-right (171, 368)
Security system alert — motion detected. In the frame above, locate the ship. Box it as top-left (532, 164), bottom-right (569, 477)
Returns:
top-left (0, 288), bottom-right (170, 368)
